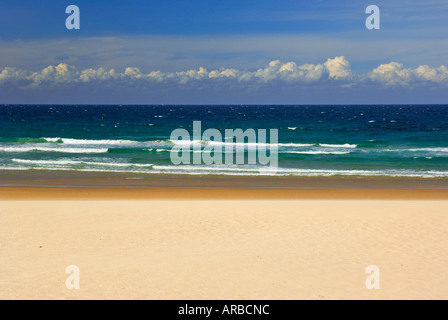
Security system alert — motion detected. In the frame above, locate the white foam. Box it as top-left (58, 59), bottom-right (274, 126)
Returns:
top-left (43, 138), bottom-right (136, 145)
top-left (385, 148), bottom-right (448, 153)
top-left (286, 151), bottom-right (351, 155)
top-left (408, 148), bottom-right (448, 153)
top-left (152, 165), bottom-right (262, 172)
top-left (170, 139), bottom-right (205, 146)
top-left (278, 143), bottom-right (314, 148)
top-left (2, 164), bottom-right (448, 178)
top-left (12, 159), bottom-right (153, 167)
top-left (319, 143), bottom-right (357, 148)
top-left (146, 166), bottom-right (448, 178)
top-left (0, 147), bottom-right (108, 154)
top-left (12, 159), bottom-right (79, 166)
top-left (0, 166), bottom-right (29, 171)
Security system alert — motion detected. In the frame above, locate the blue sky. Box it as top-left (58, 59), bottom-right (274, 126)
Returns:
top-left (0, 0), bottom-right (447, 104)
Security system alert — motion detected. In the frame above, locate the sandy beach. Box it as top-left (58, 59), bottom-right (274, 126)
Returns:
top-left (1, 186), bottom-right (447, 300)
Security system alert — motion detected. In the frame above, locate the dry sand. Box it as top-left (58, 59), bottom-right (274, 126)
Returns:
top-left (1, 195), bottom-right (447, 299)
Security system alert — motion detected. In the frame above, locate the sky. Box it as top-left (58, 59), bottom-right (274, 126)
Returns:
top-left (0, 0), bottom-right (447, 104)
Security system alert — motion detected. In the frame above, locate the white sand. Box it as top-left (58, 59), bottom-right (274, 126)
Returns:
top-left (1, 200), bottom-right (447, 300)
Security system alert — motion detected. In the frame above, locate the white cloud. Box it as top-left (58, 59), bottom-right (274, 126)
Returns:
top-left (208, 68), bottom-right (239, 79)
top-left (146, 70), bottom-right (171, 82)
top-left (240, 60), bottom-right (324, 83)
top-left (0, 67), bottom-right (26, 83)
top-left (324, 56), bottom-right (352, 80)
top-left (414, 65), bottom-right (448, 83)
top-left (124, 67), bottom-right (144, 79)
top-left (239, 56), bottom-right (350, 83)
top-left (27, 63), bottom-right (77, 85)
top-left (80, 67), bottom-right (118, 82)
top-left (1, 58), bottom-right (447, 89)
top-left (369, 62), bottom-right (448, 86)
top-left (369, 62), bottom-right (413, 85)
top-left (176, 67), bottom-right (208, 84)
top-left (298, 64), bottom-right (327, 82)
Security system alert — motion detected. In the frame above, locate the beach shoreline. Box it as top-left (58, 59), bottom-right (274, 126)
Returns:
top-left (2, 169), bottom-right (448, 200)
top-left (2, 169), bottom-right (448, 189)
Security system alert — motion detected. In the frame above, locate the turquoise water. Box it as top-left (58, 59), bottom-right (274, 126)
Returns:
top-left (0, 105), bottom-right (447, 177)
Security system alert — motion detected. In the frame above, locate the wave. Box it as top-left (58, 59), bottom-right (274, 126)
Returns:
top-left (170, 140), bottom-right (316, 148)
top-left (3, 137), bottom-right (359, 151)
top-left (171, 139), bottom-right (357, 149)
top-left (43, 138), bottom-right (136, 145)
top-left (107, 148), bottom-right (153, 154)
top-left (3, 137), bottom-right (151, 146)
top-left (2, 163), bottom-right (448, 178)
top-left (285, 151), bottom-right (352, 155)
top-left (149, 167), bottom-right (448, 178)
top-left (0, 146), bottom-right (109, 154)
top-left (152, 165), bottom-right (264, 173)
top-left (0, 137), bottom-right (52, 144)
top-left (12, 159), bottom-right (154, 168)
top-left (408, 148), bottom-right (448, 153)
top-left (0, 143), bottom-right (318, 155)
top-left (385, 148), bottom-right (448, 154)
top-left (147, 165), bottom-right (448, 178)
top-left (278, 143), bottom-right (315, 148)
top-left (0, 166), bottom-right (153, 174)
top-left (318, 143), bottom-right (357, 148)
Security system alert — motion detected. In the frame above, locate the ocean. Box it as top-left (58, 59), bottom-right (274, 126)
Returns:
top-left (0, 105), bottom-right (447, 178)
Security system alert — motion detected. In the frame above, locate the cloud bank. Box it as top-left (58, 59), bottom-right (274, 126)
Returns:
top-left (1, 57), bottom-right (447, 90)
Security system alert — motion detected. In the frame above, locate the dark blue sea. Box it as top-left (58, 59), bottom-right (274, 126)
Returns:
top-left (0, 105), bottom-right (447, 178)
